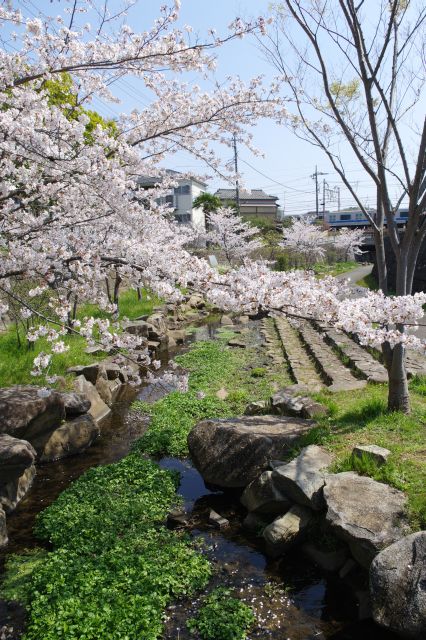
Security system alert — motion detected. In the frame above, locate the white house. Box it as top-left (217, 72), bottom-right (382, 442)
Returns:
top-left (136, 169), bottom-right (207, 230)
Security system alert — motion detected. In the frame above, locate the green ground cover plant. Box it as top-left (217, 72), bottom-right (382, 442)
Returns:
top-left (187, 588), bottom-right (255, 640)
top-left (132, 334), bottom-right (291, 457)
top-left (0, 288), bottom-right (159, 387)
top-left (1, 456), bottom-right (210, 640)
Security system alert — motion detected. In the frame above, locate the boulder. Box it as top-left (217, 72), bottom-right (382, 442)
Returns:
top-left (188, 294), bottom-right (205, 309)
top-left (244, 400), bottom-right (268, 416)
top-left (0, 386), bottom-right (65, 454)
top-left (188, 415), bottom-right (315, 488)
top-left (352, 444), bottom-right (391, 466)
top-left (146, 313), bottom-right (168, 336)
top-left (168, 330), bottom-right (186, 345)
top-left (323, 472), bottom-right (409, 568)
top-left (40, 414), bottom-right (100, 462)
top-left (263, 505), bottom-right (313, 557)
top-left (0, 434), bottom-right (36, 485)
top-left (220, 315), bottom-right (234, 325)
top-left (95, 377), bottom-right (121, 407)
top-left (240, 470), bottom-right (291, 515)
top-left (272, 445), bottom-right (334, 511)
top-left (271, 391), bottom-right (327, 419)
top-left (73, 376), bottom-right (111, 423)
top-left (122, 320), bottom-right (151, 337)
top-left (242, 512), bottom-right (269, 534)
top-left (0, 465), bottom-right (36, 512)
top-left (66, 363), bottom-right (101, 385)
top-left (370, 531), bottom-right (426, 639)
top-left (61, 392), bottom-right (91, 417)
top-left (0, 506), bottom-right (7, 547)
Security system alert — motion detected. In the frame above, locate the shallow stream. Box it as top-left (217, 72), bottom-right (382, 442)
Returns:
top-left (0, 321), bottom-right (398, 639)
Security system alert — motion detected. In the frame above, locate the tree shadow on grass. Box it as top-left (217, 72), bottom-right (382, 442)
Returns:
top-left (327, 397), bottom-right (387, 436)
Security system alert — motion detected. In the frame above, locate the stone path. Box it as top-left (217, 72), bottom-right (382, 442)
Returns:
top-left (273, 317), bottom-right (323, 391)
top-left (296, 320), bottom-right (366, 392)
top-left (318, 324), bottom-right (388, 384)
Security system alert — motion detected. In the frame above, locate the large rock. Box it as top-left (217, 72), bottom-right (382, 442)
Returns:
top-left (271, 391), bottom-right (328, 420)
top-left (66, 363), bottom-right (102, 385)
top-left (0, 434), bottom-right (36, 485)
top-left (61, 392), bottom-right (91, 417)
top-left (0, 386), bottom-right (65, 453)
top-left (122, 320), bottom-right (151, 337)
top-left (0, 464), bottom-right (36, 512)
top-left (263, 505), bottom-right (313, 557)
top-left (188, 415), bottom-right (315, 488)
top-left (0, 505), bottom-right (7, 547)
top-left (40, 414), bottom-right (100, 462)
top-left (146, 313), bottom-right (168, 336)
top-left (370, 531), bottom-right (426, 639)
top-left (240, 470), bottom-right (291, 515)
top-left (73, 376), bottom-right (111, 423)
top-left (324, 472), bottom-right (409, 568)
top-left (272, 445), bottom-right (334, 511)
top-left (95, 376), bottom-right (122, 407)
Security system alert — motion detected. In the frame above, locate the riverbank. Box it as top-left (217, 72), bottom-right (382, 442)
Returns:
top-left (0, 317), bottom-right (425, 639)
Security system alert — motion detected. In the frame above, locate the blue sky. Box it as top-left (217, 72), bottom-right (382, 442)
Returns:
top-left (13, 1), bottom-right (425, 214)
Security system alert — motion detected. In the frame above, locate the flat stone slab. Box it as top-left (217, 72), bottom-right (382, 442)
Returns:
top-left (263, 505), bottom-right (313, 557)
top-left (188, 415), bottom-right (315, 488)
top-left (272, 445), bottom-right (334, 511)
top-left (370, 531), bottom-right (426, 639)
top-left (353, 444), bottom-right (391, 466)
top-left (324, 472), bottom-right (409, 568)
top-left (274, 317), bottom-right (323, 390)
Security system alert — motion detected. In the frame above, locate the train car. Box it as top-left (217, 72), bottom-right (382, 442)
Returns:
top-left (323, 208), bottom-right (409, 228)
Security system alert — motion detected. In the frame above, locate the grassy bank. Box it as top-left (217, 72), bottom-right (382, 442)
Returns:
top-left (132, 328), bottom-right (291, 458)
top-left (0, 288), bottom-right (160, 387)
top-left (301, 382), bottom-right (426, 530)
top-left (1, 455), bottom-right (210, 640)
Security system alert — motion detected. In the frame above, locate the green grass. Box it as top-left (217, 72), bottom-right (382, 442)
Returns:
top-left (1, 455), bottom-right (210, 640)
top-left (305, 383), bottom-right (426, 529)
top-left (356, 272), bottom-right (379, 290)
top-left (313, 260), bottom-right (358, 277)
top-left (0, 289), bottom-right (160, 387)
top-left (187, 588), bottom-right (255, 640)
top-left (132, 335), bottom-right (291, 458)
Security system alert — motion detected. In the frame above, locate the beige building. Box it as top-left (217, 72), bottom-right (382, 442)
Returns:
top-left (214, 188), bottom-right (279, 221)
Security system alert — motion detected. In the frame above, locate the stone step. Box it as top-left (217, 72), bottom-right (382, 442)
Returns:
top-left (318, 324), bottom-right (388, 384)
top-left (260, 319), bottom-right (287, 368)
top-left (295, 320), bottom-right (367, 393)
top-left (274, 317), bottom-right (323, 391)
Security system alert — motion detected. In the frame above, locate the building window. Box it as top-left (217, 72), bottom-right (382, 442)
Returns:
top-left (175, 185), bottom-right (190, 195)
top-left (340, 213), bottom-right (351, 221)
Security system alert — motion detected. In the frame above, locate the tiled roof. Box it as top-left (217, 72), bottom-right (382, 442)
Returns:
top-left (214, 188), bottom-right (278, 201)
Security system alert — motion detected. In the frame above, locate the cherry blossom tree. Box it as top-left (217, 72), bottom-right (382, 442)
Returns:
top-left (0, 2), bottom-right (425, 411)
top-left (333, 227), bottom-right (366, 261)
top-left (280, 217), bottom-right (329, 267)
top-left (204, 208), bottom-right (262, 265)
top-left (258, 0), bottom-right (426, 411)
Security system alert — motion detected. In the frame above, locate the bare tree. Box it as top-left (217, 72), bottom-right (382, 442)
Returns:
top-left (259, 0), bottom-right (426, 412)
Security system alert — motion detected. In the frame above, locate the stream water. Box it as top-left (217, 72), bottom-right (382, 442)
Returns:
top-left (0, 321), bottom-right (398, 639)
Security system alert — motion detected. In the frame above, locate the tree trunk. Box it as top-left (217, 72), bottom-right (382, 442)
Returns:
top-left (374, 228), bottom-right (388, 294)
top-left (387, 343), bottom-right (410, 413)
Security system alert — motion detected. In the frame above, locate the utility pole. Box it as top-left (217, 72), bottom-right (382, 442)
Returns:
top-left (233, 132), bottom-right (240, 214)
top-left (311, 166), bottom-right (328, 218)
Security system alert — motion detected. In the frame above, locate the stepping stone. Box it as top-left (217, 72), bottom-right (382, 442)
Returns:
top-left (296, 320), bottom-right (366, 392)
top-left (320, 325), bottom-right (388, 384)
top-left (274, 317), bottom-right (323, 390)
top-left (352, 444), bottom-right (391, 466)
